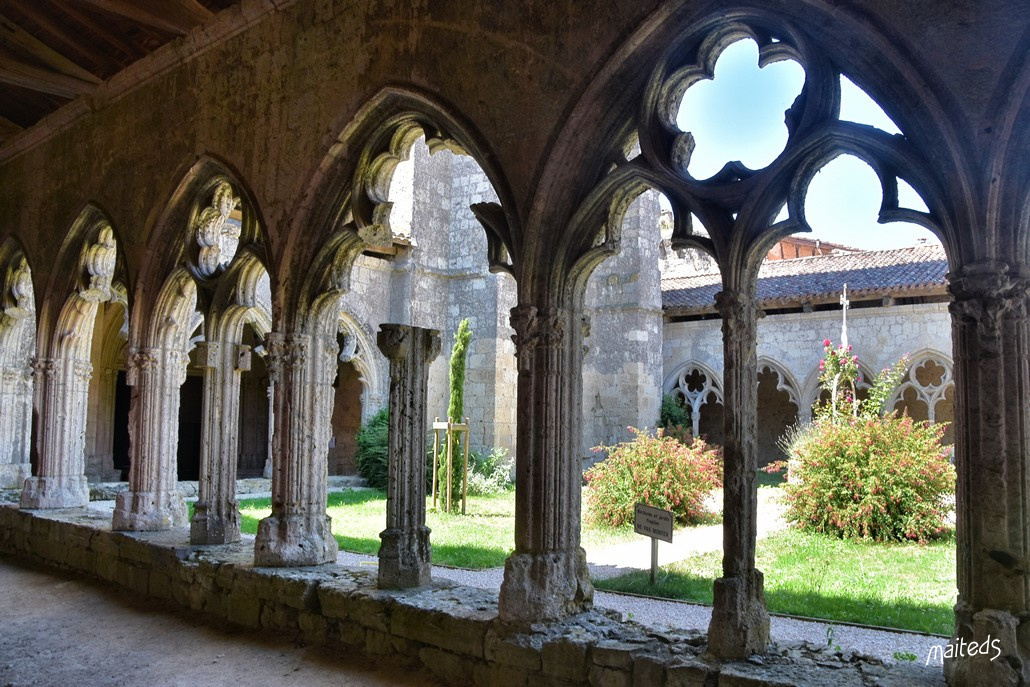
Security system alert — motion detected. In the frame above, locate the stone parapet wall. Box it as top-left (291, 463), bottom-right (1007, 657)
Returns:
top-left (0, 504), bottom-right (899, 686)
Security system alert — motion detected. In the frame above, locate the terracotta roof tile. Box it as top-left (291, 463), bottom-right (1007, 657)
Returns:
top-left (662, 244), bottom-right (948, 312)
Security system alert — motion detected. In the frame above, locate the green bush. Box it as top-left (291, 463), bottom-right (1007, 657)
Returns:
top-left (355, 408), bottom-right (390, 489)
top-left (773, 414), bottom-right (954, 542)
top-left (466, 447), bottom-right (514, 496)
top-left (584, 427), bottom-right (723, 528)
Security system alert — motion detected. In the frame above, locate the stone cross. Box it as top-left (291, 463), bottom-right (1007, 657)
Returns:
top-left (840, 283), bottom-right (849, 350)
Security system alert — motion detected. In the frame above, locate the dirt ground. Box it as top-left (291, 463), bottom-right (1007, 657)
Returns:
top-left (0, 556), bottom-right (447, 687)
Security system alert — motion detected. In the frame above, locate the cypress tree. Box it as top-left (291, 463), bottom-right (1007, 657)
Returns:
top-left (440, 318), bottom-right (472, 511)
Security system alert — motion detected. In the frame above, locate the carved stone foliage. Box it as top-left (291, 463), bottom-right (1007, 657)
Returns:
top-left (509, 304), bottom-right (565, 369)
top-left (80, 226), bottom-right (117, 303)
top-left (949, 261), bottom-right (1029, 352)
top-left (193, 181), bottom-right (242, 278)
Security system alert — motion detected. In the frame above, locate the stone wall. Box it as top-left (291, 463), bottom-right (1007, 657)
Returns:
top-left (0, 504), bottom-right (903, 686)
top-left (581, 191), bottom-right (664, 460)
top-left (663, 303), bottom-right (953, 420)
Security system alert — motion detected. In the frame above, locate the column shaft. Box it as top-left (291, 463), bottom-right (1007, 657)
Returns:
top-left (21, 357), bottom-right (90, 508)
top-left (254, 332), bottom-right (338, 566)
top-left (376, 324), bottom-right (440, 588)
top-left (947, 262), bottom-right (1030, 686)
top-left (111, 347), bottom-right (188, 530)
top-left (191, 341), bottom-right (248, 544)
top-left (707, 289), bottom-right (769, 657)
top-left (498, 304), bottom-right (592, 622)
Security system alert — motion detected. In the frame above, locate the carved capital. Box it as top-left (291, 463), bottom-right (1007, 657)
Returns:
top-left (72, 359), bottom-right (93, 381)
top-left (31, 357), bottom-right (56, 381)
top-left (510, 305), bottom-right (565, 369)
top-left (377, 324), bottom-right (441, 367)
top-left (80, 226), bottom-right (117, 303)
top-left (264, 333), bottom-right (309, 384)
top-left (949, 262), bottom-right (1029, 350)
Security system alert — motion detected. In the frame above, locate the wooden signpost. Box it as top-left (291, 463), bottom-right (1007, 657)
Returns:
top-left (634, 502), bottom-right (674, 584)
top-left (431, 417), bottom-right (471, 514)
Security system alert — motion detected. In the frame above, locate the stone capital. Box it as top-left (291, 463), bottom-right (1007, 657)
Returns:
top-left (376, 323), bottom-right (441, 365)
top-left (949, 261), bottom-right (1029, 349)
top-left (509, 304), bottom-right (566, 369)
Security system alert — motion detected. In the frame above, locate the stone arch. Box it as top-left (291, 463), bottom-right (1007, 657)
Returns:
top-left (0, 238), bottom-right (36, 488)
top-left (889, 349), bottom-right (954, 444)
top-left (537, 6), bottom-right (966, 643)
top-left (663, 360), bottom-right (724, 443)
top-left (755, 359), bottom-right (800, 466)
top-left (336, 307), bottom-right (387, 424)
top-left (23, 205), bottom-right (126, 509)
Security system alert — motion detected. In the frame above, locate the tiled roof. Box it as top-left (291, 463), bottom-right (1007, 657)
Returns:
top-left (662, 244), bottom-right (948, 313)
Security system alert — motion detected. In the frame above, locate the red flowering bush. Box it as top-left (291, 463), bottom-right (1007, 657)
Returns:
top-left (584, 427), bottom-right (723, 528)
top-left (772, 415), bottom-right (954, 542)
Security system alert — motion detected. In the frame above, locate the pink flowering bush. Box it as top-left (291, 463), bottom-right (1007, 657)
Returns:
top-left (772, 415), bottom-right (954, 542)
top-left (584, 427), bottom-right (723, 528)
top-left (770, 338), bottom-right (954, 542)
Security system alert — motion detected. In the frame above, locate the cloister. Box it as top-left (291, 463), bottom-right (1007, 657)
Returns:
top-left (0, 2), bottom-right (1028, 685)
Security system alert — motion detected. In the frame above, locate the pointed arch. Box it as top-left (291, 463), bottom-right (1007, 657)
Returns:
top-left (285, 87), bottom-right (523, 334)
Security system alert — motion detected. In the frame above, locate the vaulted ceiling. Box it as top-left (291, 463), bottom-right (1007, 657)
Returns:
top-left (0, 0), bottom-right (240, 146)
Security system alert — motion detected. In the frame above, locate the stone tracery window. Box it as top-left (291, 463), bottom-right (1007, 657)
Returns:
top-left (891, 354), bottom-right (954, 443)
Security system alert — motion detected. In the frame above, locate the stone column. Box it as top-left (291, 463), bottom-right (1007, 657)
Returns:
top-left (498, 304), bottom-right (593, 622)
top-left (21, 357), bottom-right (90, 508)
top-left (947, 261), bottom-right (1030, 686)
top-left (254, 332), bottom-right (339, 566)
top-left (0, 365), bottom-right (32, 488)
top-left (190, 341), bottom-right (250, 545)
top-left (707, 289), bottom-right (770, 658)
top-left (375, 324), bottom-right (441, 588)
top-left (112, 347), bottom-right (188, 530)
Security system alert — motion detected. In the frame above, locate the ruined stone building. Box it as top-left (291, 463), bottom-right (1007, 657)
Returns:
top-left (0, 2), bottom-right (1027, 685)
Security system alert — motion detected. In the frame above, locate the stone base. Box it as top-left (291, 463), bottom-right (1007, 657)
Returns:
top-left (111, 490), bottom-right (188, 531)
top-left (0, 462), bottom-right (31, 490)
top-left (707, 570), bottom-right (770, 658)
top-left (498, 548), bottom-right (593, 623)
top-left (190, 501), bottom-right (241, 545)
top-left (945, 603), bottom-right (1028, 686)
top-left (378, 526), bottom-right (431, 589)
top-left (20, 475), bottom-right (89, 509)
top-left (254, 512), bottom-right (338, 566)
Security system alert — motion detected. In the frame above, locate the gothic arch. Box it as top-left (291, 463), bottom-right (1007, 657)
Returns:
top-left (22, 205), bottom-right (126, 509)
top-left (336, 307), bottom-right (387, 423)
top-left (0, 238), bottom-right (36, 488)
top-left (888, 349), bottom-right (954, 429)
top-left (130, 156), bottom-right (270, 350)
top-left (286, 87), bottom-right (522, 334)
top-left (756, 357), bottom-right (801, 408)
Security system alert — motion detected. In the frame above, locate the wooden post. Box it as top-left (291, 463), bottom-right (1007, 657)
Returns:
top-left (431, 417), bottom-right (440, 510)
top-left (461, 416), bottom-right (470, 515)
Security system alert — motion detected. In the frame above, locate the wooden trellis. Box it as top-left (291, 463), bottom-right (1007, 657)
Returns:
top-left (431, 417), bottom-right (471, 514)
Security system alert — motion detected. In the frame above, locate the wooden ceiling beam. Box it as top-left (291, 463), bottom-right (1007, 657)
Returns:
top-left (0, 14), bottom-right (101, 83)
top-left (77, 0), bottom-right (214, 36)
top-left (0, 53), bottom-right (95, 98)
top-left (4, 1), bottom-right (116, 75)
top-left (0, 113), bottom-right (22, 140)
top-left (47, 0), bottom-right (141, 62)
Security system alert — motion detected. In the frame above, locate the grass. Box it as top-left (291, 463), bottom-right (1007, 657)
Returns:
top-left (235, 488), bottom-right (669, 569)
top-left (594, 527), bottom-right (956, 635)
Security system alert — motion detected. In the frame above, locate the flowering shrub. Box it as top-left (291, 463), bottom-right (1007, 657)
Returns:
top-left (773, 415), bottom-right (954, 542)
top-left (773, 338), bottom-right (954, 542)
top-left (584, 427), bottom-right (723, 528)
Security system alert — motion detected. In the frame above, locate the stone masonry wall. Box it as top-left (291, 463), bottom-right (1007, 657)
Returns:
top-left (581, 190), bottom-right (664, 460)
top-left (663, 302), bottom-right (953, 416)
top-left (0, 504), bottom-right (906, 686)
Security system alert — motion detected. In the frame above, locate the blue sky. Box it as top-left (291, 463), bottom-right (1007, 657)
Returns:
top-left (669, 39), bottom-right (936, 251)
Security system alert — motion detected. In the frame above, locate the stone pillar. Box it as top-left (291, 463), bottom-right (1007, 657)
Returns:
top-left (254, 332), bottom-right (339, 566)
top-left (946, 261), bottom-right (1030, 687)
top-left (190, 341), bottom-right (250, 545)
top-left (0, 365), bottom-right (32, 488)
top-left (707, 289), bottom-right (770, 658)
top-left (111, 347), bottom-right (188, 530)
top-left (498, 304), bottom-right (593, 622)
top-left (375, 324), bottom-right (441, 588)
top-left (262, 380), bottom-right (274, 479)
top-left (21, 357), bottom-right (90, 508)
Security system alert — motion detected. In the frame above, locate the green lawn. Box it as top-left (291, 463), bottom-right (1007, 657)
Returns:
top-left (237, 488), bottom-right (644, 569)
top-left (594, 528), bottom-right (956, 635)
